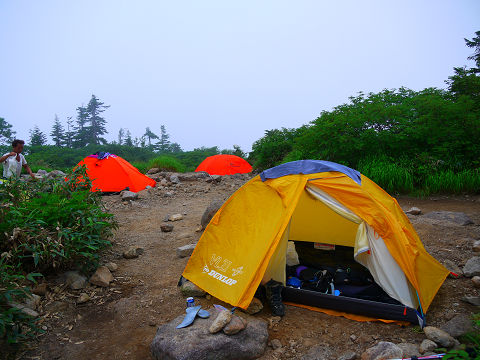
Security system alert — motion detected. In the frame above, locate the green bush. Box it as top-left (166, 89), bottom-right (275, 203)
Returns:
top-left (0, 166), bottom-right (117, 347)
top-left (0, 166), bottom-right (118, 273)
top-left (147, 156), bottom-right (185, 173)
top-left (0, 259), bottom-right (43, 347)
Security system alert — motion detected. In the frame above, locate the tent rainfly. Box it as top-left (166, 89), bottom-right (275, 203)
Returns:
top-left (195, 154), bottom-right (252, 175)
top-left (76, 152), bottom-right (156, 193)
top-left (182, 160), bottom-right (449, 325)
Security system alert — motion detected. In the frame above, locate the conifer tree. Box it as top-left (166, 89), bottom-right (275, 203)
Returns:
top-left (86, 95), bottom-right (110, 145)
top-left (50, 114), bottom-right (66, 146)
top-left (65, 116), bottom-right (74, 148)
top-left (157, 125), bottom-right (171, 154)
top-left (29, 125), bottom-right (47, 146)
top-left (142, 127), bottom-right (158, 150)
top-left (73, 105), bottom-right (89, 148)
top-left (0, 117), bottom-right (16, 145)
top-left (124, 130), bottom-right (134, 147)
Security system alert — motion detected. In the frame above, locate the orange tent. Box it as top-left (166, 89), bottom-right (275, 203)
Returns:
top-left (76, 153), bottom-right (156, 192)
top-left (195, 155), bottom-right (252, 175)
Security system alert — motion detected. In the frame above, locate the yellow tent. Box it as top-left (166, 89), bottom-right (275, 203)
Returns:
top-left (182, 160), bottom-right (449, 324)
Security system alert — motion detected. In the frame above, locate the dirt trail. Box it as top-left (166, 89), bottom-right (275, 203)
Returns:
top-left (20, 176), bottom-right (480, 360)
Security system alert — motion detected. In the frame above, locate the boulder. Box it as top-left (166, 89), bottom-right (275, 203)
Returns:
top-left (440, 314), bottom-right (473, 338)
top-left (122, 191), bottom-right (138, 201)
top-left (201, 199), bottom-right (224, 229)
top-left (397, 343), bottom-right (421, 359)
top-left (419, 339), bottom-right (438, 354)
top-left (405, 207), bottom-right (421, 215)
top-left (361, 341), bottom-right (402, 360)
top-left (177, 244), bottom-right (196, 258)
top-left (151, 308), bottom-right (268, 360)
top-left (89, 266), bottom-right (114, 287)
top-left (180, 280), bottom-right (206, 297)
top-left (463, 256), bottom-right (480, 277)
top-left (423, 326), bottom-right (455, 348)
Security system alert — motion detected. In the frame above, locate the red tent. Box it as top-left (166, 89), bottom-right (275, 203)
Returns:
top-left (76, 153), bottom-right (156, 192)
top-left (195, 155), bottom-right (252, 175)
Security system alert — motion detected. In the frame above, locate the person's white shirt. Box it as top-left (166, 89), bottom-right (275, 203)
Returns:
top-left (2, 152), bottom-right (27, 178)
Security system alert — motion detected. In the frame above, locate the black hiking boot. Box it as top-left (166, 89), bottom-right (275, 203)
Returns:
top-left (265, 279), bottom-right (286, 317)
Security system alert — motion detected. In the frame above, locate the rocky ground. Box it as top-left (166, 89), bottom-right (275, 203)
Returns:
top-left (7, 173), bottom-right (480, 360)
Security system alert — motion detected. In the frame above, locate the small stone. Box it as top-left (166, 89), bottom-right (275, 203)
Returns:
top-left (177, 244), bottom-right (196, 257)
top-left (123, 247), bottom-right (144, 259)
top-left (243, 297), bottom-right (263, 315)
top-left (169, 214), bottom-right (183, 221)
top-left (209, 310), bottom-right (232, 333)
top-left (271, 339), bottom-right (282, 350)
top-left (77, 293), bottom-right (91, 304)
top-left (419, 339), bottom-right (438, 354)
top-left (472, 276), bottom-right (480, 287)
top-left (223, 314), bottom-right (247, 335)
top-left (89, 266), bottom-right (114, 287)
top-left (206, 294), bottom-right (212, 300)
top-left (104, 262), bottom-right (118, 272)
top-left (160, 223), bottom-right (174, 232)
top-left (406, 207), bottom-right (421, 215)
top-left (32, 282), bottom-right (48, 296)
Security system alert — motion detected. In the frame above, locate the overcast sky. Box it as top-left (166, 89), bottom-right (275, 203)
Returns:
top-left (1, 1), bottom-right (479, 153)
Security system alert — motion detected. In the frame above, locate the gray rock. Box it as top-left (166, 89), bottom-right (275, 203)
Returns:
top-left (242, 297), bottom-right (263, 315)
top-left (122, 191), bottom-right (138, 201)
top-left (305, 344), bottom-right (333, 360)
top-left (147, 167), bottom-right (160, 174)
top-left (397, 343), bottom-right (421, 358)
top-left (360, 342), bottom-right (402, 360)
top-left (104, 262), bottom-right (118, 272)
top-left (123, 246), bottom-right (144, 259)
top-left (461, 296), bottom-right (480, 306)
top-left (180, 281), bottom-right (206, 297)
top-left (424, 326), bottom-right (455, 348)
top-left (201, 199), bottom-right (224, 229)
top-left (151, 308), bottom-right (268, 360)
top-left (44, 301), bottom-right (69, 313)
top-left (37, 169), bottom-right (48, 175)
top-left (46, 170), bottom-right (66, 179)
top-left (338, 351), bottom-right (357, 360)
top-left (473, 241), bottom-right (480, 252)
top-left (25, 294), bottom-right (41, 310)
top-left (164, 191), bottom-right (174, 198)
top-left (177, 172), bottom-right (208, 181)
top-left (170, 175), bottom-right (181, 184)
top-left (270, 338), bottom-right (282, 350)
top-left (89, 266), bottom-right (114, 287)
top-left (419, 339), bottom-right (438, 354)
top-left (422, 211), bottom-right (474, 225)
top-left (160, 223), bottom-right (173, 232)
top-left (177, 244), bottom-right (196, 258)
top-left (472, 276), bottom-right (480, 287)
top-left (442, 259), bottom-right (463, 278)
top-left (56, 270), bottom-right (88, 290)
top-left (405, 207), bottom-right (421, 215)
top-left (8, 301), bottom-right (39, 317)
top-left (440, 314), bottom-right (473, 338)
top-left (464, 257), bottom-right (480, 277)
top-left (206, 175), bottom-right (222, 183)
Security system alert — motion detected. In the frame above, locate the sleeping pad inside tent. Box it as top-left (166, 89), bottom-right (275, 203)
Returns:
top-left (181, 160), bottom-right (450, 326)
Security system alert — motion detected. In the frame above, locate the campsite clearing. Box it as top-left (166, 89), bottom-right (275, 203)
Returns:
top-left (22, 175), bottom-right (480, 360)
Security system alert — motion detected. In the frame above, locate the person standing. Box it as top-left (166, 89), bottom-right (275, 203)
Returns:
top-left (0, 139), bottom-right (35, 180)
